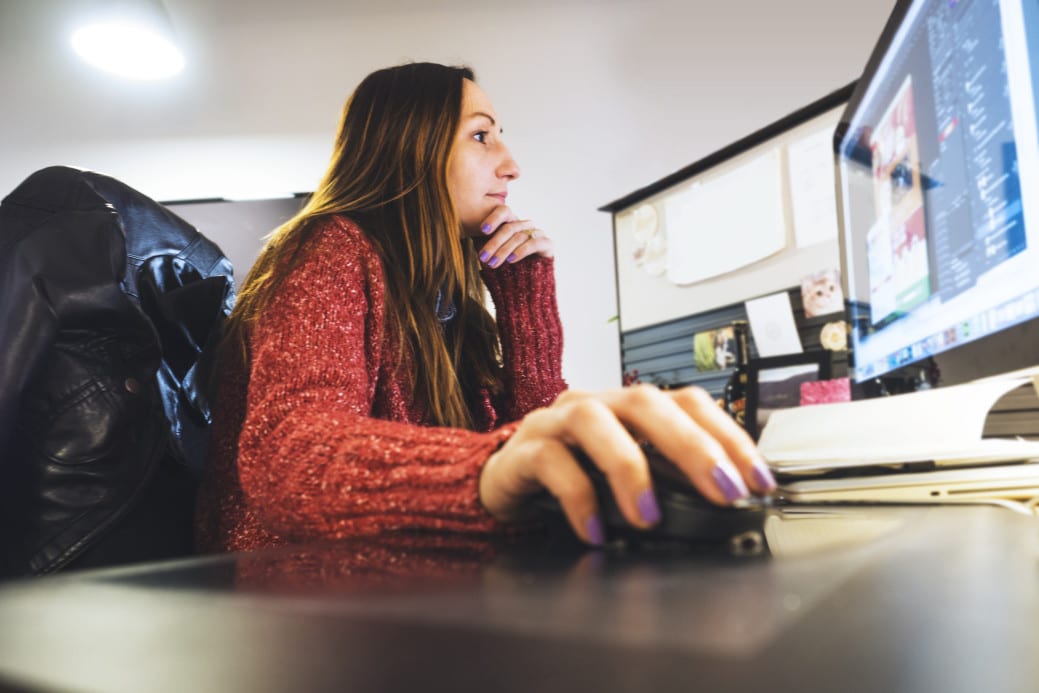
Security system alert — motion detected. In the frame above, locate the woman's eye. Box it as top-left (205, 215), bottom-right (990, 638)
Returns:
top-left (473, 131), bottom-right (488, 144)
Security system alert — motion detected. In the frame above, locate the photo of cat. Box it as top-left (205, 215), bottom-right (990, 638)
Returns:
top-left (801, 267), bottom-right (845, 318)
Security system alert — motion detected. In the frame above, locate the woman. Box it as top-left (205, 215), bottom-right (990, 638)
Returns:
top-left (195, 62), bottom-right (775, 553)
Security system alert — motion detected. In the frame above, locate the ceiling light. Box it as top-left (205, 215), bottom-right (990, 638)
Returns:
top-left (69, 1), bottom-right (185, 80)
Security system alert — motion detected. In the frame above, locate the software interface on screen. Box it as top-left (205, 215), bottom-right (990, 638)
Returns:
top-left (837, 0), bottom-right (1039, 382)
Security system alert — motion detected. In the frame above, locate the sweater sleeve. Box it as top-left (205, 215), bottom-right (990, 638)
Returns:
top-left (480, 256), bottom-right (568, 422)
top-left (235, 219), bottom-right (509, 543)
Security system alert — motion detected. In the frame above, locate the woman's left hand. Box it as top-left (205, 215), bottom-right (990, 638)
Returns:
top-left (477, 205), bottom-right (554, 269)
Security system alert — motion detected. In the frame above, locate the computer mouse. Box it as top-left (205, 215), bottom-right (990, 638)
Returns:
top-left (532, 448), bottom-right (770, 552)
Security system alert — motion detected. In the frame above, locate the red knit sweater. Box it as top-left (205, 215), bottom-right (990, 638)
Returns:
top-left (195, 216), bottom-right (566, 553)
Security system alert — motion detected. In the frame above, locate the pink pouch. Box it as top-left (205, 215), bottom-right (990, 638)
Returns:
top-left (800, 377), bottom-right (851, 405)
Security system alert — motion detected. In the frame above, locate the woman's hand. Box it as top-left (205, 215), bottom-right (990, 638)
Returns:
top-left (478, 385), bottom-right (776, 545)
top-left (477, 205), bottom-right (554, 268)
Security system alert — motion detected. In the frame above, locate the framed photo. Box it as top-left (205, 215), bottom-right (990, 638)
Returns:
top-left (691, 325), bottom-right (736, 372)
top-left (745, 351), bottom-right (831, 441)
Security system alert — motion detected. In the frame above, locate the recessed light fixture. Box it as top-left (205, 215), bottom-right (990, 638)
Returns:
top-left (70, 0), bottom-right (185, 80)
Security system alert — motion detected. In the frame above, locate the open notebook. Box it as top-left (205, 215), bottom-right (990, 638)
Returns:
top-left (758, 369), bottom-right (1039, 506)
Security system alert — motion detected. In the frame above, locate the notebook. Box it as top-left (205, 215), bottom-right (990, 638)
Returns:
top-left (759, 374), bottom-right (1039, 475)
top-left (760, 372), bottom-right (1039, 506)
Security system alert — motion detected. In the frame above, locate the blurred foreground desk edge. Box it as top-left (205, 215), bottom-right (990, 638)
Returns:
top-left (0, 504), bottom-right (1036, 693)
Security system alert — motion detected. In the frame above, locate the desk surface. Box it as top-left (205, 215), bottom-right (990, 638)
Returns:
top-left (0, 505), bottom-right (1037, 693)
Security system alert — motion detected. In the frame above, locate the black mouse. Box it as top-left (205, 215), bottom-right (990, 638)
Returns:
top-left (532, 448), bottom-right (769, 552)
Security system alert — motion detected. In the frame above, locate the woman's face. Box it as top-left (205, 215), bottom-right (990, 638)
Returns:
top-left (447, 79), bottom-right (521, 236)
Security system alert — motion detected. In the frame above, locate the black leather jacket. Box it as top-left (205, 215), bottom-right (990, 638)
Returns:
top-left (0, 167), bottom-right (235, 578)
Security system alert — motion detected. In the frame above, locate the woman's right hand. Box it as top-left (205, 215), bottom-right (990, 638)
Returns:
top-left (478, 385), bottom-right (776, 545)
top-left (476, 204), bottom-right (553, 269)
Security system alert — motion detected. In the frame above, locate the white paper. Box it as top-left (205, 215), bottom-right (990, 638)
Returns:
top-left (664, 149), bottom-right (787, 285)
top-left (759, 376), bottom-right (1039, 471)
top-left (744, 292), bottom-right (803, 357)
top-left (786, 127), bottom-right (840, 248)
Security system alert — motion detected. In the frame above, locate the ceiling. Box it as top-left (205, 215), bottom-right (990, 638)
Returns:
top-left (0, 0), bottom-right (630, 143)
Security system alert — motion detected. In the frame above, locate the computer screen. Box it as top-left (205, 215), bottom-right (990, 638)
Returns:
top-left (836, 0), bottom-right (1039, 384)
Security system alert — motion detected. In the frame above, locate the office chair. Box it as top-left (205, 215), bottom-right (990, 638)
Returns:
top-left (0, 166), bottom-right (235, 577)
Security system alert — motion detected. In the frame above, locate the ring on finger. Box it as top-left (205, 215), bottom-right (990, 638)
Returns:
top-left (525, 228), bottom-right (539, 239)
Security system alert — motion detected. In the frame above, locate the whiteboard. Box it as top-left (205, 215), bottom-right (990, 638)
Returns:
top-left (612, 104), bottom-right (845, 332)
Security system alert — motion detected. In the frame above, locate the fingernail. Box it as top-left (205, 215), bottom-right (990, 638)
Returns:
top-left (481, 223), bottom-right (492, 234)
top-left (752, 461), bottom-right (777, 492)
top-left (479, 251), bottom-right (489, 262)
top-left (488, 257), bottom-right (500, 268)
top-left (506, 253), bottom-right (517, 263)
top-left (712, 465), bottom-right (749, 503)
top-left (586, 515), bottom-right (605, 546)
top-left (637, 489), bottom-right (661, 525)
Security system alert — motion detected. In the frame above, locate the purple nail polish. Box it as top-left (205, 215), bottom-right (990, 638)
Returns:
top-left (712, 465), bottom-right (749, 502)
top-left (506, 253), bottom-right (517, 263)
top-left (586, 515), bottom-right (605, 546)
top-left (481, 223), bottom-right (492, 234)
top-left (488, 257), bottom-right (500, 268)
top-left (479, 251), bottom-right (489, 262)
top-left (752, 462), bottom-right (777, 492)
top-left (637, 489), bottom-right (661, 525)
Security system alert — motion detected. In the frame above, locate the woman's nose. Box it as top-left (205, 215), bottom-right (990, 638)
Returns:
top-left (498, 146), bottom-right (521, 181)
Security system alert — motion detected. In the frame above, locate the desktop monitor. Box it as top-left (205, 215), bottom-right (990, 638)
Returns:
top-left (835, 0), bottom-right (1039, 388)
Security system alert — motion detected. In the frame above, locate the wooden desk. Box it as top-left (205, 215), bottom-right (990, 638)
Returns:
top-left (0, 505), bottom-right (1036, 692)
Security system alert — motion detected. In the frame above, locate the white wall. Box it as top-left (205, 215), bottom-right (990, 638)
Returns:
top-left (0, 0), bottom-right (896, 390)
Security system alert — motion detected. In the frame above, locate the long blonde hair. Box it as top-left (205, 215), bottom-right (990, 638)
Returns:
top-left (220, 63), bottom-right (502, 429)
